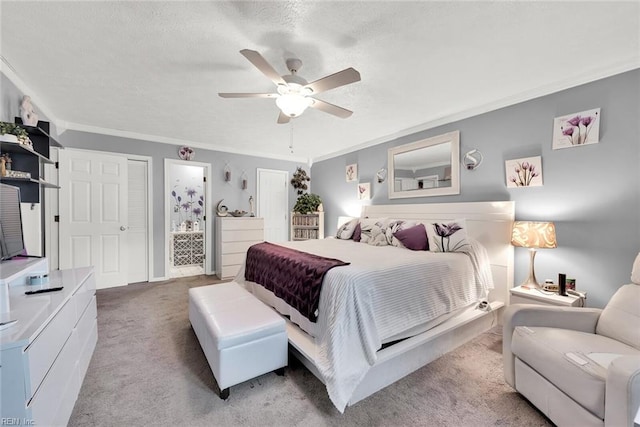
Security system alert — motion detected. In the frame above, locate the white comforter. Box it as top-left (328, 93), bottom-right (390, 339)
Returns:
top-left (238, 238), bottom-right (493, 412)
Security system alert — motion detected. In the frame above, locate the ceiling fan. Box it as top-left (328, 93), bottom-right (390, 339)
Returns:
top-left (219, 49), bottom-right (361, 124)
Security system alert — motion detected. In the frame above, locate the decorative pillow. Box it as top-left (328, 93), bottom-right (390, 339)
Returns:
top-left (359, 218), bottom-right (390, 246)
top-left (352, 222), bottom-right (362, 242)
top-left (336, 218), bottom-right (359, 240)
top-left (393, 223), bottom-right (429, 251)
top-left (426, 219), bottom-right (470, 253)
top-left (386, 219), bottom-right (418, 247)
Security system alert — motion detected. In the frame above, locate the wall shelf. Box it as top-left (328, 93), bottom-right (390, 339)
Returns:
top-left (0, 119), bottom-right (62, 203)
top-left (17, 122), bottom-right (63, 148)
top-left (0, 141), bottom-right (54, 164)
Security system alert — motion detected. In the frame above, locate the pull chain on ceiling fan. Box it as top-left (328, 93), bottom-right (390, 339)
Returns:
top-left (289, 121), bottom-right (294, 154)
top-left (219, 49), bottom-right (361, 124)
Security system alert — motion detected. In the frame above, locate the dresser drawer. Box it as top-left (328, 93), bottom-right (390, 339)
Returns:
top-left (25, 299), bottom-right (75, 397)
top-left (220, 264), bottom-right (241, 279)
top-left (221, 229), bottom-right (264, 243)
top-left (222, 240), bottom-right (261, 255)
top-left (29, 328), bottom-right (79, 426)
top-left (73, 272), bottom-right (95, 324)
top-left (222, 252), bottom-right (248, 266)
top-left (221, 218), bottom-right (264, 231)
top-left (77, 318), bottom-right (98, 389)
top-left (76, 295), bottom-right (97, 349)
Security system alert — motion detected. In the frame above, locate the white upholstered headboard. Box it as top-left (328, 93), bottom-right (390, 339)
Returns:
top-left (362, 201), bottom-right (514, 305)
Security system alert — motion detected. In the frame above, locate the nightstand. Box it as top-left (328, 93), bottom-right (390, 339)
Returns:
top-left (510, 285), bottom-right (584, 307)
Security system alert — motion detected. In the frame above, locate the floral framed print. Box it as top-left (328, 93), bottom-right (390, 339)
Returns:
top-left (358, 182), bottom-right (371, 200)
top-left (505, 156), bottom-right (543, 188)
top-left (553, 108), bottom-right (600, 150)
top-left (346, 164), bottom-right (358, 182)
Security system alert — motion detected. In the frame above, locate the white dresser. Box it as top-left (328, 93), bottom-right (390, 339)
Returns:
top-left (0, 265), bottom-right (97, 426)
top-left (215, 217), bottom-right (264, 280)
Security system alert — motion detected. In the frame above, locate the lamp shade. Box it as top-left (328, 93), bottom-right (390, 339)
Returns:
top-left (511, 221), bottom-right (557, 249)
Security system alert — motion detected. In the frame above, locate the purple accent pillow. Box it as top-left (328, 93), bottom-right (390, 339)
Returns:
top-left (393, 223), bottom-right (428, 251)
top-left (352, 222), bottom-right (362, 242)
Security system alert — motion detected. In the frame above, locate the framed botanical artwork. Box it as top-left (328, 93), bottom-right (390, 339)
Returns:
top-left (552, 108), bottom-right (600, 150)
top-left (358, 182), bottom-right (371, 200)
top-left (505, 156), bottom-right (543, 188)
top-left (346, 163), bottom-right (357, 182)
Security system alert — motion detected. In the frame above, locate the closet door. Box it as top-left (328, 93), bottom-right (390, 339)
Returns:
top-left (59, 149), bottom-right (128, 289)
top-left (127, 159), bottom-right (148, 283)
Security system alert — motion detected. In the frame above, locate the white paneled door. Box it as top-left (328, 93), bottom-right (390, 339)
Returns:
top-left (59, 149), bottom-right (128, 289)
top-left (257, 169), bottom-right (288, 242)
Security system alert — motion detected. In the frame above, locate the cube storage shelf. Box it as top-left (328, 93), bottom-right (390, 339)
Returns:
top-left (290, 212), bottom-right (324, 241)
top-left (170, 231), bottom-right (204, 267)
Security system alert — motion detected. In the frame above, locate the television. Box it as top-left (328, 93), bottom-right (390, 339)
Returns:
top-left (0, 183), bottom-right (26, 261)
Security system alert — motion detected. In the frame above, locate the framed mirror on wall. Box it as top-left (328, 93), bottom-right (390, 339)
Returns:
top-left (388, 130), bottom-right (460, 199)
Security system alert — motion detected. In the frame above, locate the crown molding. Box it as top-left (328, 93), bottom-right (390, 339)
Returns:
top-left (63, 122), bottom-right (309, 163)
top-left (2, 57), bottom-right (307, 163)
top-left (3, 53), bottom-right (637, 166)
top-left (312, 58), bottom-right (640, 163)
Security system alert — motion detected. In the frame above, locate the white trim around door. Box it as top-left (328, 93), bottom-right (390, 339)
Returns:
top-left (51, 148), bottom-right (154, 283)
top-left (164, 159), bottom-right (213, 278)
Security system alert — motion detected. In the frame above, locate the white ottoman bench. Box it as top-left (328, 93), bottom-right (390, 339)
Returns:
top-left (188, 282), bottom-right (287, 399)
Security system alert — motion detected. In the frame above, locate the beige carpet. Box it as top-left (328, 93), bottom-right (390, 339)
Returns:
top-left (69, 276), bottom-right (551, 427)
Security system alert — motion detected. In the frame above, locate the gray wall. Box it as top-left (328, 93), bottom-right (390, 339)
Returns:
top-left (4, 69), bottom-right (639, 305)
top-left (312, 69), bottom-right (640, 308)
top-left (60, 130), bottom-right (301, 278)
top-left (2, 70), bottom-right (302, 279)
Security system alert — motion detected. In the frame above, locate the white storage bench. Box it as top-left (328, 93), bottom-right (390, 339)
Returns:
top-left (188, 282), bottom-right (287, 399)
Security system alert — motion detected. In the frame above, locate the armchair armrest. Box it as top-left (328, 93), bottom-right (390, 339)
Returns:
top-left (502, 304), bottom-right (603, 387)
top-left (605, 355), bottom-right (640, 427)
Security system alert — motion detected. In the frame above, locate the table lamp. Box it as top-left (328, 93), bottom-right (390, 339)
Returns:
top-left (511, 221), bottom-right (557, 289)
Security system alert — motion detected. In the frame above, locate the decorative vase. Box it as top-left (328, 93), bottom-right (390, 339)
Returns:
top-left (20, 95), bottom-right (39, 126)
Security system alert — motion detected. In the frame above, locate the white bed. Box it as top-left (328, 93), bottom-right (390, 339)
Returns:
top-left (238, 201), bottom-right (514, 412)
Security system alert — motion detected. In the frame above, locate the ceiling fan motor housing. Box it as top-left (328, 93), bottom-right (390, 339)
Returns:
top-left (285, 58), bottom-right (303, 73)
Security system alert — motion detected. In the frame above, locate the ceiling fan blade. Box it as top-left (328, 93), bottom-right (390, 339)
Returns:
top-left (304, 68), bottom-right (361, 94)
top-left (218, 93), bottom-right (277, 98)
top-left (277, 111), bottom-right (291, 124)
top-left (309, 98), bottom-right (353, 118)
top-left (240, 49), bottom-right (287, 86)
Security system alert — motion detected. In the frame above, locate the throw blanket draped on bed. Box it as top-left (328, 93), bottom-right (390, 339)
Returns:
top-left (245, 242), bottom-right (350, 322)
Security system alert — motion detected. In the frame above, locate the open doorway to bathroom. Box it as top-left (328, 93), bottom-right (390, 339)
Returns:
top-left (165, 159), bottom-right (211, 279)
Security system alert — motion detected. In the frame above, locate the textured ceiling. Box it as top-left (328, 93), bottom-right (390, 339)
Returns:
top-left (1, 1), bottom-right (639, 162)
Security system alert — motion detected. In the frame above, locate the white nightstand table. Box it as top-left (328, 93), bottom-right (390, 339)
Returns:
top-left (510, 285), bottom-right (584, 307)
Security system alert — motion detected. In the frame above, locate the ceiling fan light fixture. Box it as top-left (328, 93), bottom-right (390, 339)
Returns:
top-left (219, 49), bottom-right (360, 123)
top-left (276, 94), bottom-right (313, 117)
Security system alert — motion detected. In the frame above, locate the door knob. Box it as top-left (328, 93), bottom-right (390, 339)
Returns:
top-left (120, 226), bottom-right (127, 231)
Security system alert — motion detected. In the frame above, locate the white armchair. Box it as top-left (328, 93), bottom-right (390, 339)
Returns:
top-left (503, 253), bottom-right (640, 427)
